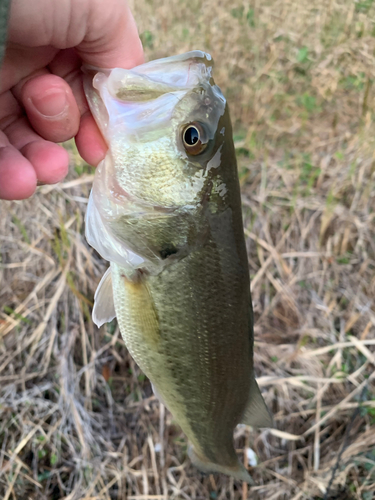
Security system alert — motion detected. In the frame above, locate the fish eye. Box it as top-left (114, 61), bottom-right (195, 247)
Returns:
top-left (182, 122), bottom-right (207, 156)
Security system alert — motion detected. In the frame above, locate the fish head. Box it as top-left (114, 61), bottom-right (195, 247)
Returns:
top-left (85, 51), bottom-right (234, 269)
top-left (86, 51), bottom-right (228, 209)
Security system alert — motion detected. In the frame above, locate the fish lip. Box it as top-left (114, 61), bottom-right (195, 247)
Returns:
top-left (82, 51), bottom-right (212, 76)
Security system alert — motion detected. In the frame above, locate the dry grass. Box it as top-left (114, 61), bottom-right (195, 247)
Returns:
top-left (2, 0), bottom-right (375, 498)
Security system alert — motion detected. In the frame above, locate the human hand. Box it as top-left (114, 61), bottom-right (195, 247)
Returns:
top-left (0, 0), bottom-right (144, 200)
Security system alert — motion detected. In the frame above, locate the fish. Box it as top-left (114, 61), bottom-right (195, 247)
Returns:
top-left (84, 51), bottom-right (272, 484)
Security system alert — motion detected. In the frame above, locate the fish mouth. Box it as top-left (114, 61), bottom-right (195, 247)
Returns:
top-left (105, 51), bottom-right (213, 102)
top-left (93, 51), bottom-right (213, 97)
top-left (84, 51), bottom-right (217, 141)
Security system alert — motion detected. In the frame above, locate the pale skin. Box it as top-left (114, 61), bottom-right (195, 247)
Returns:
top-left (0, 0), bottom-right (144, 200)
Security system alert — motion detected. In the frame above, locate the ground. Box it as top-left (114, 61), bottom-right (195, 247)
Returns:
top-left (1, 0), bottom-right (375, 499)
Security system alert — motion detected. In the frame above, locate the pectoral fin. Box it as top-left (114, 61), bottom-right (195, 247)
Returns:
top-left (123, 273), bottom-right (160, 349)
top-left (92, 267), bottom-right (116, 327)
top-left (240, 377), bottom-right (273, 429)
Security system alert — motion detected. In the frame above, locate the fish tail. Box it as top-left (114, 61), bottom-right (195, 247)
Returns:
top-left (188, 446), bottom-right (254, 484)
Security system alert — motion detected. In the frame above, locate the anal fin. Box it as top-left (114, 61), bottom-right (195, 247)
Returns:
top-left (240, 377), bottom-right (273, 429)
top-left (92, 266), bottom-right (116, 327)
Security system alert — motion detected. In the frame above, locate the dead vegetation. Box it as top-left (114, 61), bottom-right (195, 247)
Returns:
top-left (1, 0), bottom-right (375, 498)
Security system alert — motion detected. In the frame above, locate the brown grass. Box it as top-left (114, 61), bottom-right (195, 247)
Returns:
top-left (2, 0), bottom-right (375, 498)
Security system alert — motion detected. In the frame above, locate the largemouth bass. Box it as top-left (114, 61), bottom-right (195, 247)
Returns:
top-left (84, 51), bottom-right (272, 483)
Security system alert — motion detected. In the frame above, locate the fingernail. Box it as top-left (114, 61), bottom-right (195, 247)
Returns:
top-left (30, 89), bottom-right (68, 118)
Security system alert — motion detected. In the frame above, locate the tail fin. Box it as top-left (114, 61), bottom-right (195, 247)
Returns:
top-left (188, 446), bottom-right (254, 484)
